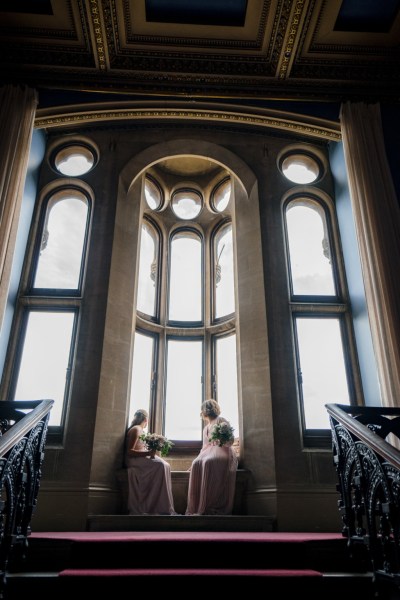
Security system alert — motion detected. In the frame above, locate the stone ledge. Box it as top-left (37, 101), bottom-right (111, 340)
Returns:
top-left (116, 468), bottom-right (251, 516)
top-left (87, 513), bottom-right (275, 532)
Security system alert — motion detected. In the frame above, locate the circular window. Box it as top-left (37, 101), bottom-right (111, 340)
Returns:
top-left (144, 176), bottom-right (163, 210)
top-left (54, 145), bottom-right (95, 176)
top-left (281, 153), bottom-right (320, 184)
top-left (171, 189), bottom-right (203, 220)
top-left (211, 178), bottom-right (231, 213)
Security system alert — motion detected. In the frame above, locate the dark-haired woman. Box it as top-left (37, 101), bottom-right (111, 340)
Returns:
top-left (125, 409), bottom-right (176, 515)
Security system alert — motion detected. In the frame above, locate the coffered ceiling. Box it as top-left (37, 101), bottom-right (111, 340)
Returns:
top-left (0, 0), bottom-right (399, 102)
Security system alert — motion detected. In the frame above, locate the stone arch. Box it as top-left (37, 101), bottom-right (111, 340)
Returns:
top-left (90, 135), bottom-right (274, 517)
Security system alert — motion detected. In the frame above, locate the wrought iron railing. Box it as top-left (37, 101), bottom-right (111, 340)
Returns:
top-left (0, 399), bottom-right (53, 598)
top-left (326, 403), bottom-right (400, 592)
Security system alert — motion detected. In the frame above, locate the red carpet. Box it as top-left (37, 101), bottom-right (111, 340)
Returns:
top-left (17, 531), bottom-right (375, 598)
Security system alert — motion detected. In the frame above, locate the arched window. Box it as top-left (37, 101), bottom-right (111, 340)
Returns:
top-left (168, 230), bottom-right (203, 324)
top-left (33, 191), bottom-right (89, 291)
top-left (136, 219), bottom-right (160, 318)
top-left (130, 163), bottom-right (239, 448)
top-left (285, 196), bottom-right (351, 436)
top-left (9, 186), bottom-right (91, 431)
top-left (214, 222), bottom-right (235, 320)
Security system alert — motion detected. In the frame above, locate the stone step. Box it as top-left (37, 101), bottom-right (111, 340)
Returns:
top-left (86, 514), bottom-right (276, 532)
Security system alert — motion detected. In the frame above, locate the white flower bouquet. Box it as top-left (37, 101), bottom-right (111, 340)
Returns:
top-left (139, 432), bottom-right (174, 457)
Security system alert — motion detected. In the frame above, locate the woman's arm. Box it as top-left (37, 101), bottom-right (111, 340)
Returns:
top-left (126, 426), bottom-right (155, 458)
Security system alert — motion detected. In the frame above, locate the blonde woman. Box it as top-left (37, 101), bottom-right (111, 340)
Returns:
top-left (186, 399), bottom-right (238, 515)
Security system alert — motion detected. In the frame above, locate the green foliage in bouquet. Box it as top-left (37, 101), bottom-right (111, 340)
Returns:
top-left (139, 432), bottom-right (174, 457)
top-left (209, 421), bottom-right (235, 447)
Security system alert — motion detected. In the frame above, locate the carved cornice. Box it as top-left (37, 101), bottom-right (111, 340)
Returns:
top-left (276, 0), bottom-right (309, 79)
top-left (34, 104), bottom-right (341, 141)
top-left (86, 0), bottom-right (109, 70)
top-left (1, 0), bottom-right (399, 100)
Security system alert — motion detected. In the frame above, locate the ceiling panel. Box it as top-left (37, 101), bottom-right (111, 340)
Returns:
top-left (0, 0), bottom-right (398, 101)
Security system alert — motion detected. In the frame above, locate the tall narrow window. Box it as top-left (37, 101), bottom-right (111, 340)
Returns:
top-left (295, 317), bottom-right (350, 429)
top-left (130, 167), bottom-right (238, 450)
top-left (129, 330), bottom-right (156, 424)
top-left (215, 333), bottom-right (239, 435)
top-left (285, 196), bottom-right (351, 435)
top-left (168, 230), bottom-right (202, 323)
top-left (34, 192), bottom-right (88, 290)
top-left (14, 311), bottom-right (75, 426)
top-left (164, 338), bottom-right (203, 440)
top-left (7, 181), bottom-right (92, 437)
top-left (286, 201), bottom-right (335, 297)
top-left (136, 220), bottom-right (159, 317)
top-left (214, 223), bottom-right (235, 319)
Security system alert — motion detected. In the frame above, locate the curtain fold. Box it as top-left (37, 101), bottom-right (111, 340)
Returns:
top-left (340, 102), bottom-right (400, 407)
top-left (0, 84), bottom-right (37, 327)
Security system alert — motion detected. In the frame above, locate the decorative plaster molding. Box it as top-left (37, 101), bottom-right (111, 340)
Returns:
top-left (35, 104), bottom-right (341, 141)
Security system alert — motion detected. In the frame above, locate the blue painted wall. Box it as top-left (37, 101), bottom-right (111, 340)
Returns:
top-left (0, 128), bottom-right (46, 377)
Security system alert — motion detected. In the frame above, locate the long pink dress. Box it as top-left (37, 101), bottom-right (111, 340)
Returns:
top-left (125, 427), bottom-right (176, 515)
top-left (186, 417), bottom-right (238, 515)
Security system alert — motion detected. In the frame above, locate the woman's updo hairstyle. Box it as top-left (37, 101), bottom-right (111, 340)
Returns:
top-left (130, 409), bottom-right (149, 427)
top-left (201, 399), bottom-right (221, 419)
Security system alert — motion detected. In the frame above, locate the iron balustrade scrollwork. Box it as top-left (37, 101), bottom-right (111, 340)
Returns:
top-left (0, 400), bottom-right (53, 599)
top-left (326, 403), bottom-right (400, 594)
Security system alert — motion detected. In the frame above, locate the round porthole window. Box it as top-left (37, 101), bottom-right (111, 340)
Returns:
top-left (281, 153), bottom-right (321, 184)
top-left (171, 189), bottom-right (203, 220)
top-left (54, 144), bottom-right (96, 176)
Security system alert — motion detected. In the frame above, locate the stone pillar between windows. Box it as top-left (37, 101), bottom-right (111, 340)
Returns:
top-left (340, 102), bottom-right (400, 408)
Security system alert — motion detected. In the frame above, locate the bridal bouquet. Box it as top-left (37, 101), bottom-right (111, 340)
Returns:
top-left (209, 421), bottom-right (235, 447)
top-left (139, 432), bottom-right (174, 457)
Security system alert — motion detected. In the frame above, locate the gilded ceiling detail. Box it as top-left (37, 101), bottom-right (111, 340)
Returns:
top-left (0, 0), bottom-right (399, 101)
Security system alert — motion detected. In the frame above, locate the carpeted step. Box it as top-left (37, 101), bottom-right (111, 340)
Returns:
top-left (5, 531), bottom-right (379, 599)
top-left (56, 568), bottom-right (375, 598)
top-left (24, 530), bottom-right (368, 573)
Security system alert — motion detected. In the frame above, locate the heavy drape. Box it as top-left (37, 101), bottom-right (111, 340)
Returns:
top-left (0, 85), bottom-right (37, 327)
top-left (340, 102), bottom-right (400, 407)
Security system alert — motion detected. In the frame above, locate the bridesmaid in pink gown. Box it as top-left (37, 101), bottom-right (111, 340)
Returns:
top-left (125, 409), bottom-right (176, 515)
top-left (186, 399), bottom-right (238, 515)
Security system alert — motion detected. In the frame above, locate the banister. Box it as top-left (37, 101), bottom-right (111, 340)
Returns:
top-left (326, 402), bottom-right (400, 597)
top-left (0, 399), bottom-right (53, 597)
top-left (0, 400), bottom-right (54, 457)
top-left (326, 403), bottom-right (400, 468)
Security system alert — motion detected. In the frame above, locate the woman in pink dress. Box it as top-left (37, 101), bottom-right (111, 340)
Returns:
top-left (186, 399), bottom-right (238, 515)
top-left (125, 409), bottom-right (176, 515)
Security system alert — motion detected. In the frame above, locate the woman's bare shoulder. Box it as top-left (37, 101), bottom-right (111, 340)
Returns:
top-left (127, 424), bottom-right (140, 437)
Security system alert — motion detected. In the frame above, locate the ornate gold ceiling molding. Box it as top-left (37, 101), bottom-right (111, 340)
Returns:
top-left (86, 0), bottom-right (109, 70)
top-left (34, 103), bottom-right (341, 141)
top-left (276, 0), bottom-right (309, 79)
